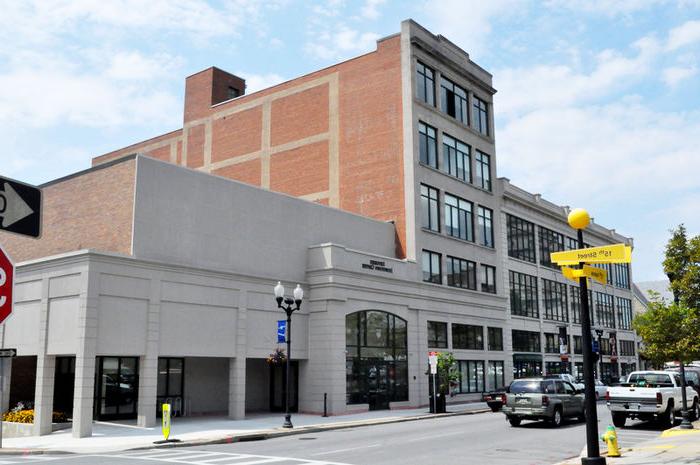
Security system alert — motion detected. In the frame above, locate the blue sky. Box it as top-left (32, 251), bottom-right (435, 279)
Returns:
top-left (1, 0), bottom-right (699, 281)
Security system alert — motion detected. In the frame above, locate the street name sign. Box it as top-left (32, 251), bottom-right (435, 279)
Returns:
top-left (0, 245), bottom-right (13, 325)
top-left (550, 243), bottom-right (631, 265)
top-left (0, 175), bottom-right (41, 238)
top-left (561, 265), bottom-right (608, 285)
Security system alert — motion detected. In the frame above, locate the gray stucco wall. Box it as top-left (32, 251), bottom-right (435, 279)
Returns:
top-left (132, 156), bottom-right (397, 284)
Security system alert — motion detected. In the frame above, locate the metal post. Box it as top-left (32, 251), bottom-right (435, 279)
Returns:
top-left (679, 362), bottom-right (692, 429)
top-left (283, 312), bottom-right (293, 428)
top-left (432, 373), bottom-right (437, 414)
top-left (323, 393), bottom-right (328, 417)
top-left (597, 332), bottom-right (604, 383)
top-left (577, 229), bottom-right (605, 465)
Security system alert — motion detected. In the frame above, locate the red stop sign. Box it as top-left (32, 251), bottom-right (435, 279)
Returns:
top-left (0, 245), bottom-right (13, 325)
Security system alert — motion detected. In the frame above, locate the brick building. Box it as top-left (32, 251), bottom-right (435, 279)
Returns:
top-left (0, 20), bottom-right (638, 438)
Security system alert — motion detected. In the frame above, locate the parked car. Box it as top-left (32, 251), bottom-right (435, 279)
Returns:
top-left (606, 370), bottom-right (699, 429)
top-left (544, 374), bottom-right (585, 391)
top-left (482, 390), bottom-right (507, 412)
top-left (502, 378), bottom-right (585, 427)
top-left (594, 379), bottom-right (608, 401)
top-left (665, 367), bottom-right (700, 398)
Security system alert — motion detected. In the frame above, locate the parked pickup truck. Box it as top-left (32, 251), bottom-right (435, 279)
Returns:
top-left (606, 371), bottom-right (699, 428)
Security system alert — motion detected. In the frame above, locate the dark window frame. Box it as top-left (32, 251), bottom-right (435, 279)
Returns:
top-left (427, 320), bottom-right (448, 348)
top-left (422, 250), bottom-right (442, 284)
top-left (452, 323), bottom-right (484, 350)
top-left (446, 255), bottom-right (477, 290)
top-left (419, 122), bottom-right (438, 168)
top-left (416, 61), bottom-right (435, 106)
top-left (420, 184), bottom-right (440, 232)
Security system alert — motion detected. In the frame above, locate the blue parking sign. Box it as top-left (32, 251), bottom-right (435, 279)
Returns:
top-left (277, 320), bottom-right (287, 343)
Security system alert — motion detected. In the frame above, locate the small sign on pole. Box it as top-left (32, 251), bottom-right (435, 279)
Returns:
top-left (277, 320), bottom-right (287, 343)
top-left (428, 351), bottom-right (438, 375)
top-left (162, 403), bottom-right (171, 441)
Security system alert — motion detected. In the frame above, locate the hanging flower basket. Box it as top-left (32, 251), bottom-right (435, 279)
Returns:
top-left (266, 348), bottom-right (286, 365)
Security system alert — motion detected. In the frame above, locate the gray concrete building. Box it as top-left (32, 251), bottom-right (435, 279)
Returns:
top-left (0, 19), bottom-right (638, 438)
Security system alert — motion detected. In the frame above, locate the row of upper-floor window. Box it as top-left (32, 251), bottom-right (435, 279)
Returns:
top-left (422, 250), bottom-right (497, 294)
top-left (416, 61), bottom-right (490, 137)
top-left (506, 213), bottom-right (631, 289)
top-left (419, 122), bottom-right (492, 191)
top-left (427, 321), bottom-right (503, 351)
top-left (421, 184), bottom-right (494, 247)
top-left (514, 329), bottom-right (636, 355)
top-left (508, 269), bottom-right (634, 329)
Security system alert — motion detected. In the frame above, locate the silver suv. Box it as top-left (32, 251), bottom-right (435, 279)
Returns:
top-left (503, 378), bottom-right (585, 427)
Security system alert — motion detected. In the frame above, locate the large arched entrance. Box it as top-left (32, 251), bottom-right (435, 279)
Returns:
top-left (345, 310), bottom-right (408, 410)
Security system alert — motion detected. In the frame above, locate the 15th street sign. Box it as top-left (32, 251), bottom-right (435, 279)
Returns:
top-left (0, 175), bottom-right (41, 238)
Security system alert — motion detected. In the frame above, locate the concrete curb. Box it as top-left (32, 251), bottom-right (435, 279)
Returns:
top-left (0, 407), bottom-right (491, 456)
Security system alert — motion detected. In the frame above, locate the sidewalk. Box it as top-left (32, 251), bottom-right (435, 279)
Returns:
top-left (556, 420), bottom-right (700, 465)
top-left (0, 402), bottom-right (489, 454)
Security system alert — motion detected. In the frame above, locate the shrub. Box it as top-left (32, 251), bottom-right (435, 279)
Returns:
top-left (2, 410), bottom-right (68, 423)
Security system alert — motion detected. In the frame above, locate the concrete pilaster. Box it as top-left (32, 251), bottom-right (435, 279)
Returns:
top-left (32, 355), bottom-right (55, 436)
top-left (0, 357), bottom-right (11, 413)
top-left (72, 268), bottom-right (98, 438)
top-left (137, 280), bottom-right (161, 427)
top-left (228, 290), bottom-right (247, 420)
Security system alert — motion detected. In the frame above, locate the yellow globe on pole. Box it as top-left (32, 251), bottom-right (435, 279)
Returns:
top-left (568, 208), bottom-right (590, 230)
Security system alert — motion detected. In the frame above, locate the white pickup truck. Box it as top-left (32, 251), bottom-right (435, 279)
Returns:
top-left (606, 370), bottom-right (699, 428)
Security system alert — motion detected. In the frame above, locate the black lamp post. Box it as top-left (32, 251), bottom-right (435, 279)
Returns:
top-left (274, 281), bottom-right (303, 429)
top-left (595, 329), bottom-right (604, 382)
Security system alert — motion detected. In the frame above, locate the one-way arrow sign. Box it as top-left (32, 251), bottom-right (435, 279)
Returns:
top-left (0, 176), bottom-right (41, 238)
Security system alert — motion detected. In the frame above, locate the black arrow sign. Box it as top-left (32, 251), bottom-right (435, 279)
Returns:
top-left (0, 176), bottom-right (41, 238)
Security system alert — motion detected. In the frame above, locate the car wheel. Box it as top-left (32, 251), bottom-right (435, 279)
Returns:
top-left (578, 409), bottom-right (586, 422)
top-left (659, 403), bottom-right (674, 430)
top-left (508, 416), bottom-right (521, 427)
top-left (550, 408), bottom-right (563, 428)
top-left (691, 400), bottom-right (700, 421)
top-left (612, 412), bottom-right (627, 428)
top-left (595, 392), bottom-right (600, 401)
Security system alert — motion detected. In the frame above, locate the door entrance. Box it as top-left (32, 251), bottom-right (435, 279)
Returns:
top-left (53, 356), bottom-right (75, 417)
top-left (94, 357), bottom-right (139, 420)
top-left (269, 361), bottom-right (298, 413)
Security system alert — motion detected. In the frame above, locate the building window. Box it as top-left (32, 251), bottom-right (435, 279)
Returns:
top-left (481, 264), bottom-right (496, 294)
top-left (422, 250), bottom-right (442, 284)
top-left (619, 340), bottom-right (636, 356)
top-left (477, 206), bottom-right (494, 247)
top-left (509, 270), bottom-right (539, 318)
top-left (456, 360), bottom-right (485, 393)
top-left (419, 122), bottom-right (438, 168)
top-left (570, 286), bottom-right (594, 325)
top-left (416, 61), bottom-right (435, 106)
top-left (473, 95), bottom-right (489, 135)
top-left (157, 358), bottom-right (184, 411)
top-left (512, 330), bottom-right (541, 352)
top-left (488, 327), bottom-right (503, 351)
top-left (538, 226), bottom-right (565, 269)
top-left (420, 184), bottom-right (439, 232)
top-left (452, 324), bottom-right (483, 350)
top-left (442, 134), bottom-right (471, 182)
top-left (475, 150), bottom-right (491, 191)
top-left (614, 263), bottom-right (630, 289)
top-left (440, 76), bottom-right (468, 124)
top-left (542, 278), bottom-right (568, 322)
top-left (545, 333), bottom-right (567, 354)
top-left (507, 214), bottom-right (536, 263)
top-left (595, 292), bottom-right (615, 328)
top-left (445, 194), bottom-right (473, 241)
top-left (227, 86), bottom-right (241, 99)
top-left (566, 236), bottom-right (578, 250)
top-left (600, 337), bottom-right (611, 355)
top-left (427, 321), bottom-right (448, 348)
top-left (488, 361), bottom-right (505, 389)
top-left (573, 335), bottom-right (582, 354)
top-left (617, 297), bottom-right (633, 330)
top-left (446, 256), bottom-right (477, 290)
top-left (346, 311), bottom-right (408, 405)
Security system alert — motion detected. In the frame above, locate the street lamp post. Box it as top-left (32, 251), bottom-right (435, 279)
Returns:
top-left (274, 281), bottom-right (303, 429)
top-left (569, 208), bottom-right (606, 465)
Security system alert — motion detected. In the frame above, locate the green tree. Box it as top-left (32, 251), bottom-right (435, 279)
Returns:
top-left (436, 352), bottom-right (460, 395)
top-left (632, 293), bottom-right (700, 367)
top-left (663, 225), bottom-right (700, 309)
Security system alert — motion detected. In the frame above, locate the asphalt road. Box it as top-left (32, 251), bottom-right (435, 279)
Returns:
top-left (1, 403), bottom-right (665, 465)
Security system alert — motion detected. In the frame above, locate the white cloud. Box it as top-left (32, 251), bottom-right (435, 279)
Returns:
top-left (238, 72), bottom-right (287, 94)
top-left (663, 65), bottom-right (698, 87)
top-left (361, 0), bottom-right (386, 20)
top-left (305, 25), bottom-right (380, 60)
top-left (543, 0), bottom-right (670, 16)
top-left (666, 20), bottom-right (700, 51)
top-left (105, 52), bottom-right (182, 81)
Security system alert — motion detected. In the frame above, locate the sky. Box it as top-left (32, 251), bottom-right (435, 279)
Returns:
top-left (0, 0), bottom-right (699, 281)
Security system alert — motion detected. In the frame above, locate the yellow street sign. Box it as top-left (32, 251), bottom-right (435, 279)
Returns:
top-left (162, 403), bottom-right (171, 440)
top-left (561, 265), bottom-right (608, 285)
top-left (551, 243), bottom-right (631, 265)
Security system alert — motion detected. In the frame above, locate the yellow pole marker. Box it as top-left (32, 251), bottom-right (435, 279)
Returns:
top-left (583, 265), bottom-right (607, 285)
top-left (551, 243), bottom-right (632, 265)
top-left (162, 403), bottom-right (171, 441)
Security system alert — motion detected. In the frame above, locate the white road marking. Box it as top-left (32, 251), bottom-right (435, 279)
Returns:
top-left (89, 451), bottom-right (354, 465)
top-left (310, 443), bottom-right (380, 456)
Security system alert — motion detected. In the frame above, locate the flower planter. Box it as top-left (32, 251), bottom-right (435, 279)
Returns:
top-left (1, 421), bottom-right (71, 438)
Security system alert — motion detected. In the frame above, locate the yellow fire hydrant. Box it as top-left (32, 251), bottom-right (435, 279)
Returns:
top-left (601, 425), bottom-right (621, 457)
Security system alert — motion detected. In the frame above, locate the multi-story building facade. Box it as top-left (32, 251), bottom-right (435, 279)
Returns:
top-left (0, 20), bottom-right (637, 438)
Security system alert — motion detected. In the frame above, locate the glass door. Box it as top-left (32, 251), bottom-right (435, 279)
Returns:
top-left (95, 357), bottom-right (139, 420)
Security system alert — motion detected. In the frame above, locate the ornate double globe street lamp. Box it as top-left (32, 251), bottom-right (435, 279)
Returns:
top-left (273, 282), bottom-right (303, 428)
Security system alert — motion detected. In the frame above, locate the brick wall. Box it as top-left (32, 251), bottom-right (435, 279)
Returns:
top-left (92, 35), bottom-right (406, 257)
top-left (0, 159), bottom-right (136, 262)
